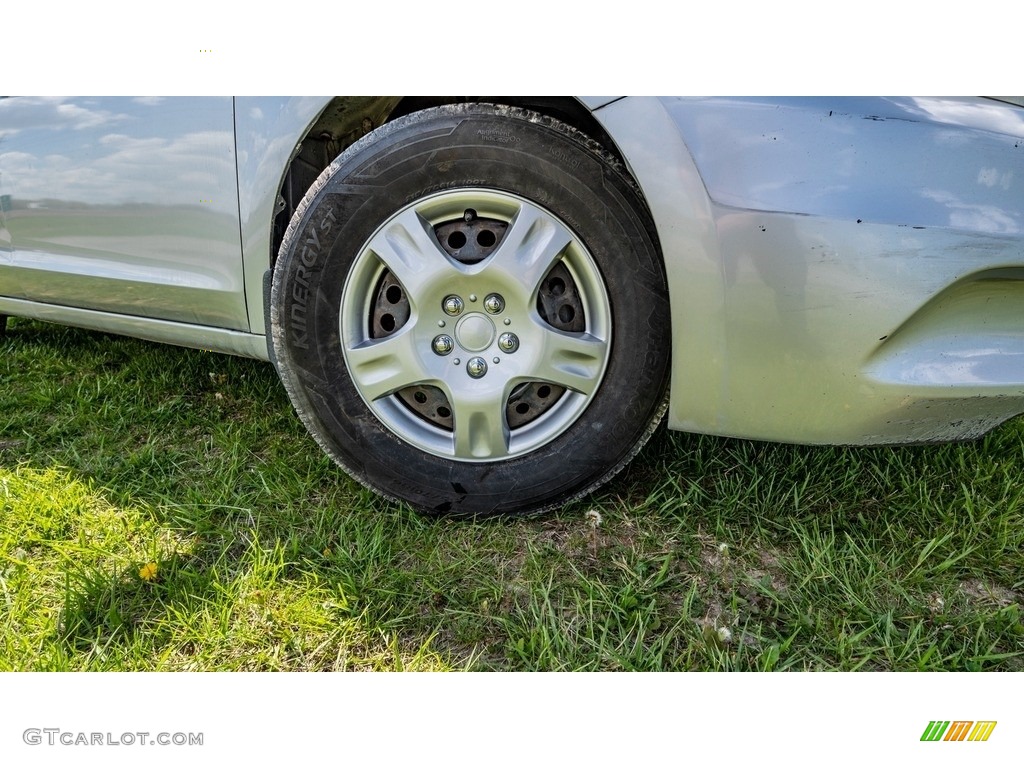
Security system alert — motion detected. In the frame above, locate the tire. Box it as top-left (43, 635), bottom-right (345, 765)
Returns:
top-left (271, 104), bottom-right (669, 517)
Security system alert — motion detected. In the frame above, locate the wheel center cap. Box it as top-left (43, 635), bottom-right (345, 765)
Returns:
top-left (454, 313), bottom-right (495, 352)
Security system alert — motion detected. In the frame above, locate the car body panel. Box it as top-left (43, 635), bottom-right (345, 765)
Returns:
top-left (577, 96), bottom-right (623, 110)
top-left (0, 96), bottom-right (247, 330)
top-left (0, 294), bottom-right (268, 358)
top-left (592, 96), bottom-right (1024, 444)
top-left (589, 97), bottom-right (731, 440)
top-left (661, 96), bottom-right (1023, 232)
top-left (234, 96), bottom-right (338, 336)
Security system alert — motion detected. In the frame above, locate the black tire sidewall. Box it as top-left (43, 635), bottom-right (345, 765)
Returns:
top-left (273, 106), bottom-right (669, 516)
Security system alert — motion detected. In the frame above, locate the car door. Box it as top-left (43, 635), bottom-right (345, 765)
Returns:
top-left (0, 96), bottom-right (248, 331)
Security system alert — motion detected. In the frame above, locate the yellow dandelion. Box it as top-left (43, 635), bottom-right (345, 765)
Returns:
top-left (139, 562), bottom-right (159, 582)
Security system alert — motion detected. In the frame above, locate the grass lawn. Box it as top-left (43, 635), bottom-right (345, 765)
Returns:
top-left (1, 318), bottom-right (1022, 671)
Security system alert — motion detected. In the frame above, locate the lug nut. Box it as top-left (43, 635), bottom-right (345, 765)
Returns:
top-left (443, 295), bottom-right (464, 316)
top-left (466, 357), bottom-right (488, 378)
top-left (484, 293), bottom-right (505, 314)
top-left (498, 332), bottom-right (519, 353)
top-left (432, 335), bottom-right (454, 355)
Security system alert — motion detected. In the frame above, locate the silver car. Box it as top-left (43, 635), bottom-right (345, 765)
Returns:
top-left (2, 96), bottom-right (1023, 516)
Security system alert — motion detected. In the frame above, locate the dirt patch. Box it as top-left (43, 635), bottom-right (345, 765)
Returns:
top-left (959, 579), bottom-right (1019, 607)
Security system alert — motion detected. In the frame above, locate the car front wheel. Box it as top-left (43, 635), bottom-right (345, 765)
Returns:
top-left (271, 104), bottom-right (669, 517)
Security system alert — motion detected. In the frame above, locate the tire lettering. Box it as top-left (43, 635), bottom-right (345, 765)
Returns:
top-left (291, 302), bottom-right (309, 349)
top-left (549, 148), bottom-right (581, 169)
top-left (291, 211), bottom-right (335, 349)
top-left (305, 225), bottom-right (321, 253)
top-left (320, 208), bottom-right (336, 232)
top-left (415, 181), bottom-right (487, 200)
top-left (475, 130), bottom-right (519, 144)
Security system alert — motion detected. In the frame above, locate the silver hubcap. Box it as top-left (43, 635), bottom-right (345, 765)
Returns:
top-left (341, 189), bottom-right (611, 461)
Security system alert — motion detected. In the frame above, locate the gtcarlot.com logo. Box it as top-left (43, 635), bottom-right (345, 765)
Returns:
top-left (23, 729), bottom-right (203, 747)
top-left (920, 721), bottom-right (997, 742)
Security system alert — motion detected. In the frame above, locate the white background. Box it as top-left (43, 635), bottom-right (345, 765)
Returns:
top-left (3, 4), bottom-right (1019, 766)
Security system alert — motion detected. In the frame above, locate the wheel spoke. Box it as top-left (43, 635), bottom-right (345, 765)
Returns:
top-left (345, 327), bottom-right (433, 402)
top-left (365, 206), bottom-right (454, 296)
top-left (485, 200), bottom-right (574, 300)
top-left (450, 387), bottom-right (511, 460)
top-left (532, 328), bottom-right (609, 396)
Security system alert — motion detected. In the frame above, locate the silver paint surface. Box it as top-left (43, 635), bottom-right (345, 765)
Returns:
top-left (234, 97), bottom-right (334, 334)
top-left (595, 96), bottom-right (1024, 443)
top-left (0, 97), bottom-right (247, 329)
top-left (0, 295), bottom-right (267, 359)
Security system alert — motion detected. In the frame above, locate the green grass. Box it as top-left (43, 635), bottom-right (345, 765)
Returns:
top-left (1, 318), bottom-right (1022, 670)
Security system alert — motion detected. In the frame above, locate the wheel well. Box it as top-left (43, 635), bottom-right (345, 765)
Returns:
top-left (271, 96), bottom-right (630, 259)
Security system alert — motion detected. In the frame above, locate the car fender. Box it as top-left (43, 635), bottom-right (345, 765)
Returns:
top-left (594, 96), bottom-right (1024, 444)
